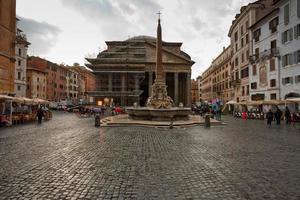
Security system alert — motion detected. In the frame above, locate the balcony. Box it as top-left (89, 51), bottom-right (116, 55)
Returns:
top-left (230, 79), bottom-right (241, 87)
top-left (250, 48), bottom-right (280, 64)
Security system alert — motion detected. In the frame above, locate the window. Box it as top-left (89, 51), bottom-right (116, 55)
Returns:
top-left (284, 3), bottom-right (290, 25)
top-left (241, 38), bottom-right (244, 47)
top-left (254, 28), bottom-right (261, 42)
top-left (235, 43), bottom-right (238, 52)
top-left (242, 86), bottom-right (245, 95)
top-left (295, 74), bottom-right (300, 83)
top-left (282, 28), bottom-right (293, 43)
top-left (18, 60), bottom-right (21, 66)
top-left (241, 25), bottom-right (244, 35)
top-left (294, 50), bottom-right (300, 64)
top-left (234, 31), bottom-right (238, 41)
top-left (282, 53), bottom-right (293, 67)
top-left (246, 85), bottom-right (249, 95)
top-left (270, 79), bottom-right (276, 87)
top-left (246, 34), bottom-right (249, 44)
top-left (235, 57), bottom-right (239, 66)
top-left (295, 24), bottom-right (300, 38)
top-left (241, 67), bottom-right (249, 78)
top-left (17, 72), bottom-right (21, 80)
top-left (298, 0), bottom-right (300, 18)
top-left (246, 21), bottom-right (249, 28)
top-left (242, 53), bottom-right (245, 63)
top-left (246, 50), bottom-right (249, 60)
top-left (18, 48), bottom-right (22, 56)
top-left (17, 85), bottom-right (21, 91)
top-left (252, 65), bottom-right (257, 75)
top-left (251, 82), bottom-right (257, 89)
top-left (270, 59), bottom-right (275, 71)
top-left (235, 71), bottom-right (239, 80)
top-left (270, 93), bottom-right (277, 100)
top-left (37, 77), bottom-right (39, 82)
top-left (37, 85), bottom-right (40, 90)
top-left (282, 77), bottom-right (293, 85)
top-left (255, 48), bottom-right (259, 60)
top-left (269, 17), bottom-right (279, 33)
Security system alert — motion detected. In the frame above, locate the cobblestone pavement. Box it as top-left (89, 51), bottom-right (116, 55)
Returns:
top-left (0, 112), bottom-right (299, 200)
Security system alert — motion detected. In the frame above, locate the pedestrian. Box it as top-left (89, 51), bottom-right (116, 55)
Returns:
top-left (266, 109), bottom-right (274, 128)
top-left (242, 111), bottom-right (247, 120)
top-left (37, 107), bottom-right (44, 124)
top-left (274, 108), bottom-right (282, 125)
top-left (285, 106), bottom-right (291, 125)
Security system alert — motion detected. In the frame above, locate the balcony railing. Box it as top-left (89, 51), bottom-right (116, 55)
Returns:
top-left (250, 48), bottom-right (280, 64)
top-left (230, 79), bottom-right (241, 87)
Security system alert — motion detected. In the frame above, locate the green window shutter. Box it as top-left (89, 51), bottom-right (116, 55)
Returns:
top-left (289, 28), bottom-right (293, 41)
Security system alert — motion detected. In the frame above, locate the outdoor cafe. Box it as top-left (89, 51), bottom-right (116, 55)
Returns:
top-left (0, 95), bottom-right (51, 127)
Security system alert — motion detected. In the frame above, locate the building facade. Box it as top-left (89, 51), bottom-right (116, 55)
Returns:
top-left (200, 46), bottom-right (233, 104)
top-left (66, 68), bottom-right (78, 104)
top-left (26, 66), bottom-right (47, 99)
top-left (0, 0), bottom-right (16, 94)
top-left (276, 0), bottom-right (300, 99)
top-left (249, 8), bottom-right (281, 101)
top-left (14, 27), bottom-right (30, 97)
top-left (191, 79), bottom-right (198, 104)
top-left (228, 0), bottom-right (274, 102)
top-left (86, 36), bottom-right (194, 107)
top-left (196, 76), bottom-right (202, 102)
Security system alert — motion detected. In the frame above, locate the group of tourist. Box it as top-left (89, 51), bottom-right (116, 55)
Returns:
top-left (266, 107), bottom-right (299, 128)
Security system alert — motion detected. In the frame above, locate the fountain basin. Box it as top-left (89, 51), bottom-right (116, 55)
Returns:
top-left (126, 107), bottom-right (191, 121)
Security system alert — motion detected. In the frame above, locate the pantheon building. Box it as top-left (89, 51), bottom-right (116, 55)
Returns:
top-left (86, 36), bottom-right (194, 107)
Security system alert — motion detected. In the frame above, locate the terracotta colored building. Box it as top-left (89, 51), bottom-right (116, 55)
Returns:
top-left (0, 0), bottom-right (16, 94)
top-left (26, 63), bottom-right (47, 99)
top-left (72, 65), bottom-right (96, 104)
top-left (27, 56), bottom-right (67, 101)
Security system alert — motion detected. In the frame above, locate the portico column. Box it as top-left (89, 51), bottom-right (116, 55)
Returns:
top-left (148, 71), bottom-right (153, 96)
top-left (186, 72), bottom-right (191, 107)
top-left (135, 74), bottom-right (140, 105)
top-left (121, 73), bottom-right (126, 106)
top-left (108, 73), bottom-right (112, 92)
top-left (174, 72), bottom-right (179, 106)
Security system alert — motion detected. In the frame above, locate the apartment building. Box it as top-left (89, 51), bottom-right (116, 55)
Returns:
top-left (275, 0), bottom-right (300, 99)
top-left (14, 27), bottom-right (30, 97)
top-left (228, 0), bottom-right (274, 102)
top-left (249, 7), bottom-right (281, 101)
top-left (0, 0), bottom-right (16, 94)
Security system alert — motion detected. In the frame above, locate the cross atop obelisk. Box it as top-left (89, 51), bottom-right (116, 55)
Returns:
top-left (157, 11), bottom-right (162, 20)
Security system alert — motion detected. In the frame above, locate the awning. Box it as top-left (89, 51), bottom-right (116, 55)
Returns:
top-left (286, 98), bottom-right (300, 103)
top-left (226, 100), bottom-right (237, 105)
top-left (0, 94), bottom-right (13, 100)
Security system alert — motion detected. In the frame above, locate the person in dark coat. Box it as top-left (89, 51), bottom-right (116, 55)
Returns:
top-left (266, 109), bottom-right (274, 128)
top-left (274, 108), bottom-right (282, 125)
top-left (285, 107), bottom-right (291, 125)
top-left (37, 107), bottom-right (44, 124)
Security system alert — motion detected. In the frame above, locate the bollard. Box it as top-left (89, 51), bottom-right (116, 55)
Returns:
top-left (169, 117), bottom-right (174, 129)
top-left (205, 114), bottom-right (211, 128)
top-left (95, 113), bottom-right (100, 127)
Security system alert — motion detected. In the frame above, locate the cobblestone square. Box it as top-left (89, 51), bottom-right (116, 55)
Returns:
top-left (0, 112), bottom-right (299, 199)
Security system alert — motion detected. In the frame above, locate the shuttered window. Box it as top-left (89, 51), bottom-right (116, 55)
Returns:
top-left (270, 79), bottom-right (276, 87)
top-left (282, 77), bottom-right (293, 85)
top-left (295, 24), bottom-right (300, 38)
top-left (282, 28), bottom-right (293, 44)
top-left (270, 59), bottom-right (275, 71)
top-left (252, 65), bottom-right (257, 76)
top-left (284, 3), bottom-right (290, 25)
top-left (269, 17), bottom-right (279, 33)
top-left (295, 75), bottom-right (300, 83)
top-left (297, 0), bottom-right (300, 18)
top-left (254, 28), bottom-right (261, 42)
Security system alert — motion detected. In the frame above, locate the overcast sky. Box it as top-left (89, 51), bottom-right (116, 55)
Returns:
top-left (17, 0), bottom-right (255, 79)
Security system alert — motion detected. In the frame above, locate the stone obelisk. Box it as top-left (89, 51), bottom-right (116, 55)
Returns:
top-left (146, 13), bottom-right (174, 109)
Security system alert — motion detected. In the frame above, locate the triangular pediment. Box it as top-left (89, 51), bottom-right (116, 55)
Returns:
top-left (145, 42), bottom-right (193, 64)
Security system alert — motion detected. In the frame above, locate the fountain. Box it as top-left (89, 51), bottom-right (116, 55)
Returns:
top-left (126, 14), bottom-right (191, 121)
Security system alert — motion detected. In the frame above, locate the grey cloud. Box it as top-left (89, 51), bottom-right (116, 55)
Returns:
top-left (18, 16), bottom-right (61, 54)
top-left (61, 0), bottom-right (161, 39)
